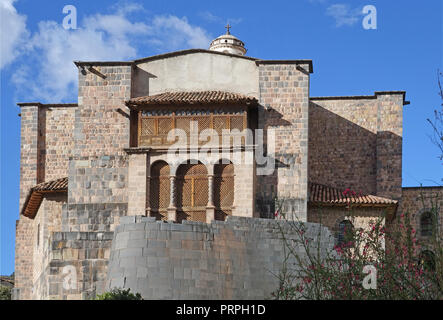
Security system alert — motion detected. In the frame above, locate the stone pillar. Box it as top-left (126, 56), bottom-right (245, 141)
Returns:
top-left (127, 153), bottom-right (147, 216)
top-left (146, 176), bottom-right (151, 217)
top-left (206, 174), bottom-right (215, 223)
top-left (167, 176), bottom-right (177, 221)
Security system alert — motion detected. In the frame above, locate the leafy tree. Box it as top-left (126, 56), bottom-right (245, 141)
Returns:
top-left (427, 70), bottom-right (443, 163)
top-left (0, 286), bottom-right (12, 300)
top-left (271, 194), bottom-right (442, 300)
top-left (95, 288), bottom-right (143, 300)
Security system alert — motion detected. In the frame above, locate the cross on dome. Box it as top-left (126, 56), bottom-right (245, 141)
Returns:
top-left (225, 23), bottom-right (231, 35)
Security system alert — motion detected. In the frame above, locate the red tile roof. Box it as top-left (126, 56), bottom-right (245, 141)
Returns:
top-left (21, 177), bottom-right (68, 218)
top-left (308, 182), bottom-right (398, 206)
top-left (126, 91), bottom-right (258, 108)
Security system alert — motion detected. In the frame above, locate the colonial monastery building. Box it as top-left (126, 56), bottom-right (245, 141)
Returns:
top-left (14, 29), bottom-right (441, 299)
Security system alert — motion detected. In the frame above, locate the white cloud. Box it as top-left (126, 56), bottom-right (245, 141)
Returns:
top-left (8, 3), bottom-right (212, 102)
top-left (308, 0), bottom-right (328, 3)
top-left (13, 12), bottom-right (149, 102)
top-left (198, 11), bottom-right (243, 29)
top-left (147, 15), bottom-right (211, 50)
top-left (0, 0), bottom-right (28, 68)
top-left (326, 4), bottom-right (363, 27)
top-left (199, 11), bottom-right (221, 23)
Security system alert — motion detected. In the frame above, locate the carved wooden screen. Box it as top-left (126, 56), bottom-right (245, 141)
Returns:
top-left (176, 162), bottom-right (208, 222)
top-left (138, 109), bottom-right (246, 147)
top-left (214, 161), bottom-right (234, 221)
top-left (149, 161), bottom-right (170, 220)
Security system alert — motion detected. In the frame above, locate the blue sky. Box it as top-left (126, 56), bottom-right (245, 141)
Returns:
top-left (1, 0), bottom-right (442, 275)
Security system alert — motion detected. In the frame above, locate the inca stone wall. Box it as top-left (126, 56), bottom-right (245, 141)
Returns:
top-left (32, 194), bottom-right (66, 293)
top-left (32, 231), bottom-right (114, 300)
top-left (106, 216), bottom-right (334, 299)
top-left (256, 63), bottom-right (310, 221)
top-left (309, 92), bottom-right (403, 200)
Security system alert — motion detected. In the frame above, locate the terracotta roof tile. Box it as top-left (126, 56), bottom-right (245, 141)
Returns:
top-left (308, 182), bottom-right (398, 206)
top-left (21, 177), bottom-right (68, 218)
top-left (33, 177), bottom-right (68, 191)
top-left (126, 91), bottom-right (258, 107)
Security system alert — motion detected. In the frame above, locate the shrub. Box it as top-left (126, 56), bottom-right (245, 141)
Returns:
top-left (0, 286), bottom-right (12, 300)
top-left (272, 192), bottom-right (442, 300)
top-left (95, 288), bottom-right (143, 300)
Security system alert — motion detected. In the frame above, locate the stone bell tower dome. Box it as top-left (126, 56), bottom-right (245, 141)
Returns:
top-left (209, 24), bottom-right (247, 56)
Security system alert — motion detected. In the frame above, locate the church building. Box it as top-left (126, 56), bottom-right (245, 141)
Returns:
top-left (13, 27), bottom-right (441, 299)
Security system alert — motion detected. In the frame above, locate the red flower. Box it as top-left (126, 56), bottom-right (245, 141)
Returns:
top-left (303, 277), bottom-right (312, 284)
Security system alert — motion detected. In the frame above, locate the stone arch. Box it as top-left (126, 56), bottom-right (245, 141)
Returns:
top-left (149, 160), bottom-right (170, 220)
top-left (176, 160), bottom-right (208, 223)
top-left (213, 159), bottom-right (234, 221)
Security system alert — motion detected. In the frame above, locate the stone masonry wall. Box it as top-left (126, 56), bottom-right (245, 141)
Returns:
top-left (308, 99), bottom-right (378, 195)
top-left (39, 106), bottom-right (77, 181)
top-left (15, 104), bottom-right (77, 299)
top-left (32, 231), bottom-right (114, 299)
top-left (64, 155), bottom-right (128, 232)
top-left (75, 65), bottom-right (132, 158)
top-left (308, 205), bottom-right (392, 244)
top-left (106, 216), bottom-right (334, 299)
top-left (32, 194), bottom-right (66, 296)
top-left (400, 187), bottom-right (443, 244)
top-left (14, 105), bottom-right (39, 300)
top-left (257, 63), bottom-right (310, 221)
top-left (309, 93), bottom-right (403, 200)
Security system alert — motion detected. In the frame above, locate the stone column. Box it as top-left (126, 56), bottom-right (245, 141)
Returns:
top-left (167, 175), bottom-right (177, 222)
top-left (146, 175), bottom-right (151, 216)
top-left (127, 153), bottom-right (148, 216)
top-left (206, 174), bottom-right (216, 224)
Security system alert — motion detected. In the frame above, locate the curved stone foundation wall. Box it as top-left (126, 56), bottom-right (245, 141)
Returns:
top-left (106, 216), bottom-right (334, 299)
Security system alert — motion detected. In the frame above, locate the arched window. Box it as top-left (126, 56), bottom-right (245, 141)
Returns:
top-left (419, 250), bottom-right (436, 272)
top-left (337, 220), bottom-right (354, 247)
top-left (420, 212), bottom-right (433, 237)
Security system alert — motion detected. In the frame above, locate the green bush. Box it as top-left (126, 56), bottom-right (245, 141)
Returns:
top-left (0, 286), bottom-right (12, 300)
top-left (95, 288), bottom-right (143, 300)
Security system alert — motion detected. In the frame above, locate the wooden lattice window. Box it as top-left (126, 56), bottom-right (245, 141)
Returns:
top-left (138, 108), bottom-right (247, 147)
top-left (176, 162), bottom-right (208, 222)
top-left (150, 161), bottom-right (170, 220)
top-left (214, 161), bottom-right (234, 221)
